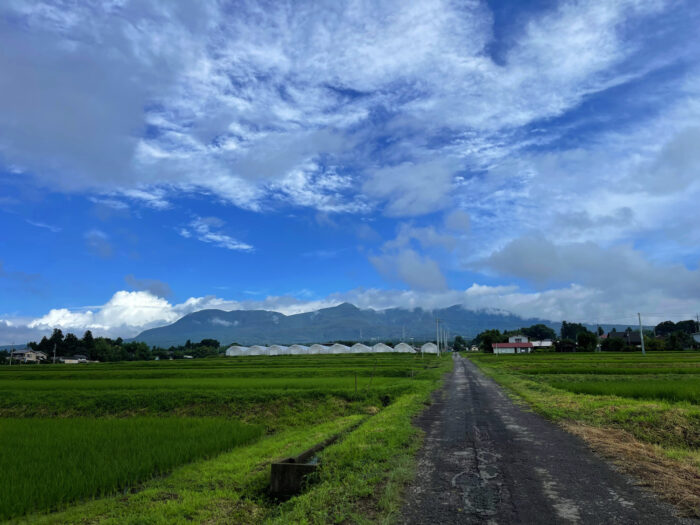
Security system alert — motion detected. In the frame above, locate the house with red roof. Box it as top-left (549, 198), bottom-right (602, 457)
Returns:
top-left (492, 335), bottom-right (534, 354)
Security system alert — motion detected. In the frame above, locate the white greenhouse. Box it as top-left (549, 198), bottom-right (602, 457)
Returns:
top-left (288, 344), bottom-right (310, 354)
top-left (372, 343), bottom-right (393, 353)
top-left (248, 345), bottom-right (268, 356)
top-left (394, 342), bottom-right (415, 353)
top-left (351, 343), bottom-right (372, 353)
top-left (329, 343), bottom-right (349, 354)
top-left (309, 344), bottom-right (329, 354)
top-left (268, 345), bottom-right (289, 355)
top-left (225, 345), bottom-right (248, 356)
top-left (421, 342), bottom-right (438, 354)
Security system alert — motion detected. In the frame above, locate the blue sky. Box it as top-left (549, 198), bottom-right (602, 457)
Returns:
top-left (1, 0), bottom-right (700, 343)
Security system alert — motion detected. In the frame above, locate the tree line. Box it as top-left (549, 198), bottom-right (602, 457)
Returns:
top-left (465, 318), bottom-right (699, 353)
top-left (18, 329), bottom-right (223, 362)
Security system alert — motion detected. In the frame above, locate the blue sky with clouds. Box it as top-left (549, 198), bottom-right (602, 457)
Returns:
top-left (1, 0), bottom-right (700, 343)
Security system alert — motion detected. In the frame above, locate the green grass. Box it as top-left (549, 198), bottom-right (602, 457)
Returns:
top-left (467, 352), bottom-right (700, 450)
top-left (551, 378), bottom-right (700, 404)
top-left (0, 417), bottom-right (263, 521)
top-left (1, 353), bottom-right (452, 523)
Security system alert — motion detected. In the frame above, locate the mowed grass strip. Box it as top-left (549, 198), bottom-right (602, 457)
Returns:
top-left (0, 417), bottom-right (263, 521)
top-left (551, 378), bottom-right (700, 404)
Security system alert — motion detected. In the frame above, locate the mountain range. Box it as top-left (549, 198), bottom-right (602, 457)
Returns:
top-left (133, 303), bottom-right (567, 347)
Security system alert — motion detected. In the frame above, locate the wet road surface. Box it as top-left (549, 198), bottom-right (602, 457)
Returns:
top-left (401, 354), bottom-right (694, 524)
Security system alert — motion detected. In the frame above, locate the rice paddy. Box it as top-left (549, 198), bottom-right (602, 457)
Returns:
top-left (0, 353), bottom-right (450, 522)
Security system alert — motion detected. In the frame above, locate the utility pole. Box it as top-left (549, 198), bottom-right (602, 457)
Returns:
top-left (436, 318), bottom-right (440, 356)
top-left (638, 313), bottom-right (646, 356)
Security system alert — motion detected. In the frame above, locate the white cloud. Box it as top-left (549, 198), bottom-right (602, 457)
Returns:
top-left (26, 219), bottom-right (62, 233)
top-left (370, 249), bottom-right (448, 291)
top-left (1, 0), bottom-right (686, 221)
top-left (363, 160), bottom-right (455, 217)
top-left (179, 216), bottom-right (253, 252)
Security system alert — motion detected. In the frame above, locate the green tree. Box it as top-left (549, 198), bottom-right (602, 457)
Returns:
top-left (576, 331), bottom-right (598, 352)
top-left (49, 329), bottom-right (65, 356)
top-left (668, 331), bottom-right (693, 350)
top-left (474, 329), bottom-right (505, 353)
top-left (521, 324), bottom-right (556, 341)
top-left (453, 335), bottom-right (467, 352)
top-left (601, 337), bottom-right (624, 352)
top-left (560, 321), bottom-right (589, 341)
top-left (63, 333), bottom-right (80, 356)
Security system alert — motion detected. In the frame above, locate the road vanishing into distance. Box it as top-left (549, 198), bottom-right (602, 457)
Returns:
top-left (401, 354), bottom-right (693, 525)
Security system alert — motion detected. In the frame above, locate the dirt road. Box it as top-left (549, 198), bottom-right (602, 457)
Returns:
top-left (401, 354), bottom-right (693, 524)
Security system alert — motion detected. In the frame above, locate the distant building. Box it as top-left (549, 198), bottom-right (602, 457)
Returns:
top-left (508, 335), bottom-right (528, 343)
top-left (10, 349), bottom-right (47, 363)
top-left (693, 333), bottom-right (700, 344)
top-left (530, 340), bottom-right (553, 349)
top-left (607, 331), bottom-right (642, 346)
top-left (492, 342), bottom-right (533, 354)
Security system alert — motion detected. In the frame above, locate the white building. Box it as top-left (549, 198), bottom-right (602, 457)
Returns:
top-left (225, 345), bottom-right (248, 356)
top-left (492, 342), bottom-right (533, 354)
top-left (288, 345), bottom-right (310, 354)
top-left (351, 343), bottom-right (372, 353)
top-left (372, 343), bottom-right (393, 353)
top-left (394, 342), bottom-right (415, 353)
top-left (329, 343), bottom-right (350, 354)
top-left (309, 344), bottom-right (329, 354)
top-left (508, 335), bottom-right (529, 343)
top-left (421, 342), bottom-right (438, 354)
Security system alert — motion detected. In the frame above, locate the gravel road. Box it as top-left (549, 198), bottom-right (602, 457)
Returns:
top-left (400, 354), bottom-right (694, 524)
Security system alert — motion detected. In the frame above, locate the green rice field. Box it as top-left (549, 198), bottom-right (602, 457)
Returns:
top-left (0, 353), bottom-right (450, 522)
top-left (468, 351), bottom-right (700, 448)
top-left (1, 418), bottom-right (262, 521)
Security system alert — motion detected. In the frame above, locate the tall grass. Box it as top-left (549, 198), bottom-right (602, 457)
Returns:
top-left (0, 417), bottom-right (263, 520)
